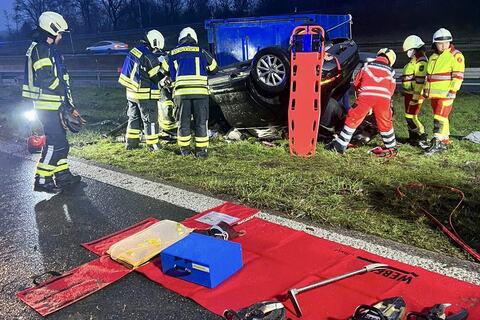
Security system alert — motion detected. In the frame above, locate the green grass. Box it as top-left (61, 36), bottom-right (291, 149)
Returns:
top-left (2, 86), bottom-right (480, 261)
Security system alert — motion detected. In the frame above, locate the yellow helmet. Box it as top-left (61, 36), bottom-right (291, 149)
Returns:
top-left (39, 11), bottom-right (68, 36)
top-left (377, 48), bottom-right (396, 66)
top-left (433, 28), bottom-right (452, 43)
top-left (402, 35), bottom-right (425, 51)
top-left (146, 29), bottom-right (165, 50)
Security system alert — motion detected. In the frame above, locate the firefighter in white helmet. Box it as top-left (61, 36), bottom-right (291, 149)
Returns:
top-left (401, 35), bottom-right (428, 146)
top-left (22, 11), bottom-right (83, 193)
top-left (118, 29), bottom-right (165, 151)
top-left (423, 28), bottom-right (465, 155)
top-left (162, 27), bottom-right (218, 158)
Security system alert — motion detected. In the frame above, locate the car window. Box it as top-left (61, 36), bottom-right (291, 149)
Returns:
top-left (95, 41), bottom-right (110, 46)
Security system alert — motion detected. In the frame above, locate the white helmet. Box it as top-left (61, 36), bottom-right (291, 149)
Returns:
top-left (377, 48), bottom-right (396, 66)
top-left (146, 29), bottom-right (165, 50)
top-left (433, 28), bottom-right (452, 43)
top-left (402, 35), bottom-right (425, 51)
top-left (178, 27), bottom-right (198, 44)
top-left (39, 11), bottom-right (68, 36)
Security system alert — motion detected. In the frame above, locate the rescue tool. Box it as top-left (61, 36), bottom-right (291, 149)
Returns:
top-left (351, 297), bottom-right (407, 320)
top-left (407, 304), bottom-right (469, 320)
top-left (287, 263), bottom-right (388, 317)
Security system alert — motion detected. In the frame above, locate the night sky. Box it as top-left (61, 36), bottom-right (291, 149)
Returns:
top-left (0, 0), bottom-right (14, 32)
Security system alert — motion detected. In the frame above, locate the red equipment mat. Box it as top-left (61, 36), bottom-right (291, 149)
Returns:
top-left (288, 25), bottom-right (325, 157)
top-left (16, 256), bottom-right (131, 317)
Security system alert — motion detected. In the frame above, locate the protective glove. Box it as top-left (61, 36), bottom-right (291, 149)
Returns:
top-left (59, 103), bottom-right (87, 133)
top-left (446, 90), bottom-right (456, 99)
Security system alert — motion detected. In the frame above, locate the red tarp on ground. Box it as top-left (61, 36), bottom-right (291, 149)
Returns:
top-left (16, 256), bottom-right (131, 317)
top-left (18, 202), bottom-right (480, 318)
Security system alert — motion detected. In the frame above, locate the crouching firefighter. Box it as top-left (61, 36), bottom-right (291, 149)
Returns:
top-left (23, 11), bottom-right (84, 193)
top-left (162, 27), bottom-right (219, 158)
top-left (119, 29), bottom-right (165, 151)
top-left (402, 35), bottom-right (428, 146)
top-left (423, 28), bottom-right (465, 155)
top-left (327, 48), bottom-right (397, 156)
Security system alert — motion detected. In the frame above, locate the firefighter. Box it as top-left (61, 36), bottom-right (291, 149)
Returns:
top-left (327, 48), bottom-right (397, 156)
top-left (157, 53), bottom-right (177, 142)
top-left (23, 11), bottom-right (82, 193)
top-left (119, 29), bottom-right (164, 151)
top-left (423, 28), bottom-right (465, 155)
top-left (402, 35), bottom-right (428, 146)
top-left (161, 27), bottom-right (218, 158)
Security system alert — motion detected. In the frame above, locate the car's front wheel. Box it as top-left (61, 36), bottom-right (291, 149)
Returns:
top-left (251, 47), bottom-right (290, 94)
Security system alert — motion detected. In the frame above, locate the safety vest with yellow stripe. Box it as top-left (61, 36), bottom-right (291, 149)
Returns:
top-left (424, 46), bottom-right (465, 99)
top-left (162, 43), bottom-right (218, 97)
top-left (402, 54), bottom-right (427, 99)
top-left (118, 44), bottom-right (161, 100)
top-left (22, 42), bottom-right (70, 110)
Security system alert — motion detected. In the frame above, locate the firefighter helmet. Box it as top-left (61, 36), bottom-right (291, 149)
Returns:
top-left (178, 27), bottom-right (198, 44)
top-left (39, 11), bottom-right (68, 36)
top-left (433, 28), bottom-right (453, 43)
top-left (377, 48), bottom-right (396, 66)
top-left (146, 29), bottom-right (165, 50)
top-left (402, 35), bottom-right (425, 51)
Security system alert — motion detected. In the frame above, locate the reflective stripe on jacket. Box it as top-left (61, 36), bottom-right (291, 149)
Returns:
top-left (354, 57), bottom-right (396, 101)
top-left (424, 46), bottom-right (465, 99)
top-left (161, 42), bottom-right (218, 97)
top-left (118, 44), bottom-right (161, 100)
top-left (402, 54), bottom-right (427, 99)
top-left (23, 42), bottom-right (70, 110)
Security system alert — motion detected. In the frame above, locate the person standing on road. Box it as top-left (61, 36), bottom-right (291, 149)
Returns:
top-left (402, 35), bottom-right (428, 146)
top-left (119, 29), bottom-right (165, 151)
top-left (327, 48), bottom-right (398, 156)
top-left (423, 28), bottom-right (465, 155)
top-left (22, 12), bottom-right (83, 194)
top-left (161, 27), bottom-right (218, 158)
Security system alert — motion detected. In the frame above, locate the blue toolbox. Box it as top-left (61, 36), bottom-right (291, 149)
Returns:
top-left (160, 233), bottom-right (243, 288)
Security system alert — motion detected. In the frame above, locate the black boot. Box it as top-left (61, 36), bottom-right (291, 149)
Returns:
top-left (178, 147), bottom-right (191, 156)
top-left (325, 139), bottom-right (346, 154)
top-left (55, 170), bottom-right (82, 188)
top-left (424, 138), bottom-right (448, 156)
top-left (33, 178), bottom-right (63, 194)
top-left (408, 131), bottom-right (428, 147)
top-left (195, 148), bottom-right (208, 158)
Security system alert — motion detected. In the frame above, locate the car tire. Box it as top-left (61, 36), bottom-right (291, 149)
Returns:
top-left (251, 47), bottom-right (290, 94)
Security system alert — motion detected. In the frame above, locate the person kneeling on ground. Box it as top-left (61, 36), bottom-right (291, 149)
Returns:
top-left (326, 48), bottom-right (397, 156)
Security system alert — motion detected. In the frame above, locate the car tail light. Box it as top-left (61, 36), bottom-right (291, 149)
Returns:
top-left (114, 44), bottom-right (128, 49)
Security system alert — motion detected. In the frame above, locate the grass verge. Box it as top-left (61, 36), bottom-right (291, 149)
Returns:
top-left (2, 86), bottom-right (480, 261)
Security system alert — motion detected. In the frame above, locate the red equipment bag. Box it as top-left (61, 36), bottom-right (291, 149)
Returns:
top-left (288, 25), bottom-right (325, 156)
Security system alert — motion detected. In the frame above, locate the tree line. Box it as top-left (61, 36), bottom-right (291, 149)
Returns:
top-left (3, 0), bottom-right (478, 40)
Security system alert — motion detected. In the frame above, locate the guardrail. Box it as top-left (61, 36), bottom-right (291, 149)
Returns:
top-left (2, 68), bottom-right (479, 88)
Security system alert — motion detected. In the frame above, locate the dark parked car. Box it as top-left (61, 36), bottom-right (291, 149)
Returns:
top-left (208, 38), bottom-right (360, 135)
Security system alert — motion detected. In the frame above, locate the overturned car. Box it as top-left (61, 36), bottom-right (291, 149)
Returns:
top-left (209, 38), bottom-right (359, 138)
top-left (204, 14), bottom-right (373, 141)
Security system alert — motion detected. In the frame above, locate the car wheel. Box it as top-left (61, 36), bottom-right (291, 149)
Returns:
top-left (251, 47), bottom-right (290, 94)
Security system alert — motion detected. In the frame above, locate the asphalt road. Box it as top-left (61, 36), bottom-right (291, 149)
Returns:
top-left (0, 150), bottom-right (221, 320)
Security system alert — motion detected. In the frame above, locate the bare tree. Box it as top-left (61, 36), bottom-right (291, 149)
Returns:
top-left (100, 0), bottom-right (126, 30)
top-left (74, 0), bottom-right (94, 32)
top-left (14, 0), bottom-right (55, 26)
top-left (3, 10), bottom-right (13, 35)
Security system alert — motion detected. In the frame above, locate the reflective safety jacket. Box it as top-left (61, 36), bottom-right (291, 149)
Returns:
top-left (424, 46), bottom-right (465, 99)
top-left (23, 42), bottom-right (71, 110)
top-left (161, 40), bottom-right (218, 97)
top-left (118, 44), bottom-right (162, 100)
top-left (354, 56), bottom-right (396, 101)
top-left (402, 53), bottom-right (427, 99)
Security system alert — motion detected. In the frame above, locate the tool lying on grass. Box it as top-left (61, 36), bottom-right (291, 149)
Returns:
top-left (351, 297), bottom-right (406, 320)
top-left (396, 183), bottom-right (480, 262)
top-left (407, 303), bottom-right (469, 320)
top-left (288, 263), bottom-right (388, 317)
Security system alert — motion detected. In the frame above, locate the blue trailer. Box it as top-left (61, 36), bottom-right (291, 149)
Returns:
top-left (205, 14), bottom-right (352, 67)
